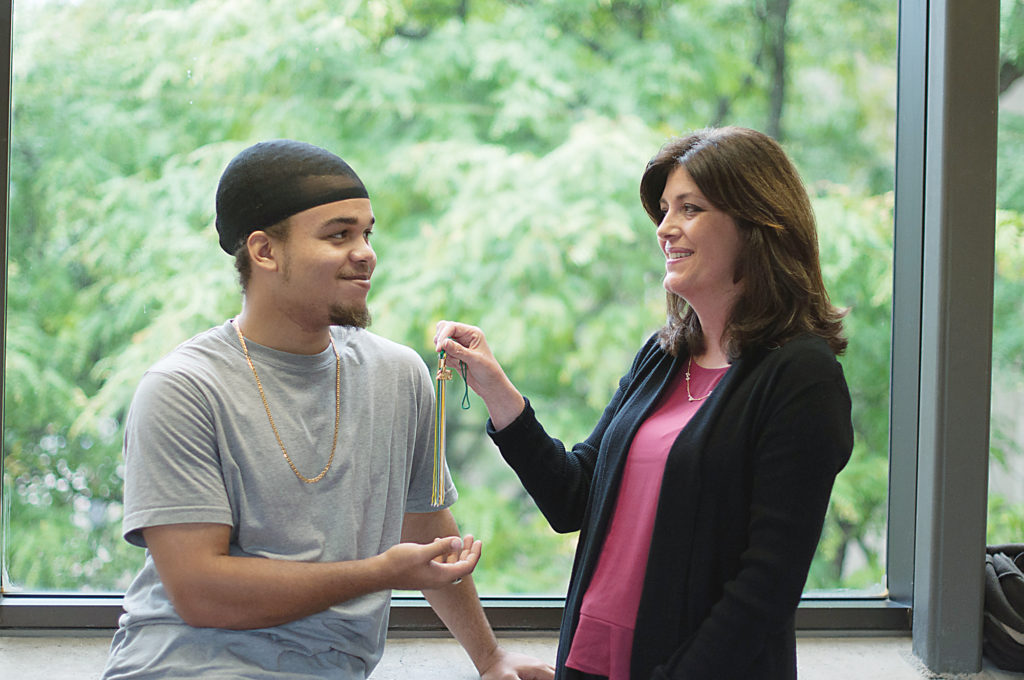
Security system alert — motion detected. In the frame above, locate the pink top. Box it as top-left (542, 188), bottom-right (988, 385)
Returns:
top-left (565, 359), bottom-right (729, 679)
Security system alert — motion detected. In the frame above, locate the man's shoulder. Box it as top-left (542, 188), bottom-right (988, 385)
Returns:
top-left (143, 323), bottom-right (235, 387)
top-left (338, 328), bottom-right (425, 367)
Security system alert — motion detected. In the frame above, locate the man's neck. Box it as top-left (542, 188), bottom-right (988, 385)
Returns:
top-left (233, 304), bottom-right (333, 356)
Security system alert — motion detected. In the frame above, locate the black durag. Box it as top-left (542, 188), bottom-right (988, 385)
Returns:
top-left (215, 139), bottom-right (368, 254)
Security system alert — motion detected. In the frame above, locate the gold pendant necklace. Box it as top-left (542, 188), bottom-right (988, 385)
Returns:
top-left (232, 320), bottom-right (341, 484)
top-left (685, 355), bottom-right (717, 402)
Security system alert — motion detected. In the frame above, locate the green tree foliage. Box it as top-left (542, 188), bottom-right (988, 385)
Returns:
top-left (2, 0), bottom-right (1020, 597)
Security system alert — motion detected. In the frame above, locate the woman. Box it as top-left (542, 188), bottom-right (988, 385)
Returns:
top-left (435, 127), bottom-right (853, 680)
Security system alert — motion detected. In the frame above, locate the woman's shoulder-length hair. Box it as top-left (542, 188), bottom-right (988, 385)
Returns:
top-left (639, 126), bottom-right (847, 360)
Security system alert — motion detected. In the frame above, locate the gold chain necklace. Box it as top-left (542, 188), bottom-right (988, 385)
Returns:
top-left (685, 355), bottom-right (717, 402)
top-left (232, 320), bottom-right (341, 484)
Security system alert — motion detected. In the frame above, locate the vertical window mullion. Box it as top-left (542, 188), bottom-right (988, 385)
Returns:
top-left (887, 0), bottom-right (927, 608)
top-left (910, 0), bottom-right (999, 672)
top-left (0, 0), bottom-right (13, 603)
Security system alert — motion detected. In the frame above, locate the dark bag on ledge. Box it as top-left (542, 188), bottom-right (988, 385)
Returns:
top-left (983, 543), bottom-right (1024, 672)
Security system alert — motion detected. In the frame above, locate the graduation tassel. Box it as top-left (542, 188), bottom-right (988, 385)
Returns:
top-left (432, 351), bottom-right (452, 506)
top-left (432, 349), bottom-right (470, 507)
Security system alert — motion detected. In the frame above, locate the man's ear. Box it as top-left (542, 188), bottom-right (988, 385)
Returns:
top-left (246, 231), bottom-right (280, 273)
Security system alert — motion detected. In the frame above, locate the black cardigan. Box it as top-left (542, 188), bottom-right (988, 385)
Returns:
top-left (488, 333), bottom-right (853, 679)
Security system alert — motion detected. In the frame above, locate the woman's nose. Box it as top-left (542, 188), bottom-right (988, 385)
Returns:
top-left (656, 212), bottom-right (679, 239)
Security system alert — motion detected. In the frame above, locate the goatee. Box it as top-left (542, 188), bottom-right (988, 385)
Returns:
top-left (329, 302), bottom-right (372, 329)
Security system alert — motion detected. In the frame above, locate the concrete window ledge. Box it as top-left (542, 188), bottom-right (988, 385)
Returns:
top-left (1, 632), bottom-right (1022, 679)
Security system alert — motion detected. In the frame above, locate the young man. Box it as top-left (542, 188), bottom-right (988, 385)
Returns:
top-left (102, 140), bottom-right (555, 679)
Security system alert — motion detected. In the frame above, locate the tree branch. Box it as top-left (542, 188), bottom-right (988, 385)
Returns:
top-left (1000, 59), bottom-right (1024, 95)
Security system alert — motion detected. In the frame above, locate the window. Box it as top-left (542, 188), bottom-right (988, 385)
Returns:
top-left (0, 2), bottom-right (1002, 671)
top-left (2, 0), bottom-right (897, 600)
top-left (989, 1), bottom-right (1024, 545)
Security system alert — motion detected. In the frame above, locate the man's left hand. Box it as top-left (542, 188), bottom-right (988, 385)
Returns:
top-left (478, 647), bottom-right (556, 680)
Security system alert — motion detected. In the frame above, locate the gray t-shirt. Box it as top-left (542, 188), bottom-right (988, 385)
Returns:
top-left (102, 321), bottom-right (455, 679)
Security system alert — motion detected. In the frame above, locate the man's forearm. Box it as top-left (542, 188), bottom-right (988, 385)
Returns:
top-left (144, 522), bottom-right (478, 630)
top-left (423, 575), bottom-right (503, 673)
top-left (403, 510), bottom-right (556, 680)
top-left (162, 552), bottom-right (390, 630)
top-left (403, 510), bottom-right (501, 672)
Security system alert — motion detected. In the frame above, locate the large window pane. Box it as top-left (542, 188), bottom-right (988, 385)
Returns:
top-left (988, 0), bottom-right (1024, 546)
top-left (3, 0), bottom-right (895, 596)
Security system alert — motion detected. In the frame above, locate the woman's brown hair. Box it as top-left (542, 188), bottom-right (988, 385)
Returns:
top-left (639, 127), bottom-right (847, 359)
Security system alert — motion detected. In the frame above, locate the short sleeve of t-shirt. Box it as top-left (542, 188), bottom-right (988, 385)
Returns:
top-left (122, 368), bottom-right (234, 547)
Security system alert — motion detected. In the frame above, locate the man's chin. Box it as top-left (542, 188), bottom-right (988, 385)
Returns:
top-left (329, 304), bottom-right (372, 329)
